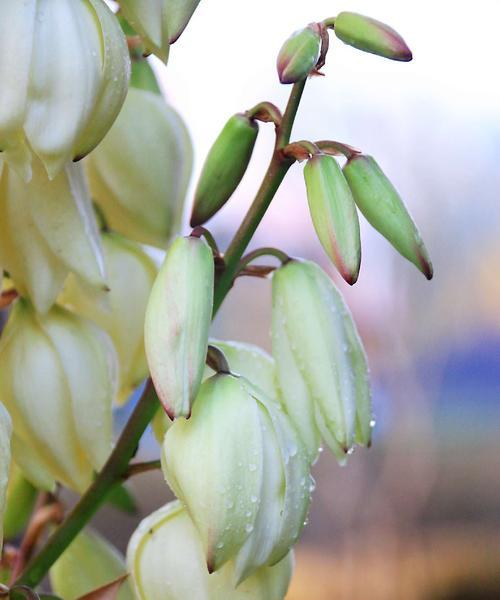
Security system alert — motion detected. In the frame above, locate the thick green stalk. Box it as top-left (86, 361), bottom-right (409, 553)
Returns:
top-left (15, 78), bottom-right (307, 591)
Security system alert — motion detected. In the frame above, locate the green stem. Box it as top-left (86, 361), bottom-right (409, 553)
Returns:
top-left (15, 78), bottom-right (307, 591)
top-left (213, 80), bottom-right (306, 314)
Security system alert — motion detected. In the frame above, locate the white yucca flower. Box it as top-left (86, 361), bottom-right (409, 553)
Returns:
top-left (0, 0), bottom-right (130, 180)
top-left (0, 158), bottom-right (106, 314)
top-left (0, 299), bottom-right (117, 492)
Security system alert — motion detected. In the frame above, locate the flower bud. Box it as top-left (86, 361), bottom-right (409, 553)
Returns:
top-left (343, 154), bottom-right (433, 279)
top-left (272, 260), bottom-right (372, 461)
top-left (145, 236), bottom-right (214, 418)
top-left (61, 232), bottom-right (157, 404)
top-left (334, 12), bottom-right (412, 61)
top-left (0, 0), bottom-right (130, 180)
top-left (304, 154), bottom-right (361, 285)
top-left (166, 0), bottom-right (203, 44)
top-left (50, 528), bottom-right (133, 600)
top-left (87, 87), bottom-right (193, 248)
top-left (127, 500), bottom-right (293, 600)
top-left (3, 463), bottom-right (37, 541)
top-left (0, 403), bottom-right (11, 550)
top-left (277, 24), bottom-right (322, 84)
top-left (190, 114), bottom-right (259, 227)
top-left (162, 373), bottom-right (311, 577)
top-left (0, 300), bottom-right (117, 492)
top-left (0, 158), bottom-right (106, 314)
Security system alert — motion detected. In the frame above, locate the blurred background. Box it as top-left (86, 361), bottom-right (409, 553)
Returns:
top-left (99, 1), bottom-right (500, 598)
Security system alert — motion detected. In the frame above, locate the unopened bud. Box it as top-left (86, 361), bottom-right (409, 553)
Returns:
top-left (50, 528), bottom-right (133, 600)
top-left (190, 114), bottom-right (259, 227)
top-left (272, 260), bottom-right (372, 461)
top-left (277, 24), bottom-right (322, 84)
top-left (334, 12), bottom-right (412, 61)
top-left (343, 154), bottom-right (433, 279)
top-left (127, 500), bottom-right (293, 599)
top-left (145, 236), bottom-right (214, 418)
top-left (304, 154), bottom-right (361, 285)
top-left (120, 0), bottom-right (169, 62)
top-left (167, 0), bottom-right (203, 44)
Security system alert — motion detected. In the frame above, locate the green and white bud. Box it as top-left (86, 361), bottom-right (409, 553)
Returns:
top-left (0, 0), bottom-right (130, 180)
top-left (87, 87), bottom-right (193, 248)
top-left (127, 500), bottom-right (294, 600)
top-left (61, 232), bottom-right (157, 404)
top-left (165, 0), bottom-right (203, 44)
top-left (162, 373), bottom-right (311, 577)
top-left (304, 154), bottom-right (361, 285)
top-left (0, 158), bottom-right (106, 314)
top-left (0, 300), bottom-right (117, 492)
top-left (334, 12), bottom-right (412, 62)
top-left (343, 154), bottom-right (433, 279)
top-left (0, 403), bottom-right (11, 550)
top-left (190, 114), bottom-right (259, 227)
top-left (272, 260), bottom-right (372, 462)
top-left (277, 24), bottom-right (322, 84)
top-left (145, 236), bottom-right (214, 418)
top-left (3, 463), bottom-right (37, 541)
top-left (50, 528), bottom-right (133, 600)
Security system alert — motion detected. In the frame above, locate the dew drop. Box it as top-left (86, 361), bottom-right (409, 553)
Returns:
top-left (245, 524), bottom-right (254, 533)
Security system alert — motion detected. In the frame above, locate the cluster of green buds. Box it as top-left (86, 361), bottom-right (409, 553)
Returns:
top-left (133, 9), bottom-right (432, 598)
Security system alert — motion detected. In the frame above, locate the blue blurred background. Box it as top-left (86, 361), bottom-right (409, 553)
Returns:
top-left (105, 1), bottom-right (500, 597)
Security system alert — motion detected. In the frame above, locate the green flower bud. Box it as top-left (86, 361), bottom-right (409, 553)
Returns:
top-left (162, 373), bottom-right (311, 576)
top-left (0, 300), bottom-right (117, 492)
top-left (272, 260), bottom-right (372, 461)
top-left (0, 0), bottom-right (130, 180)
top-left (145, 236), bottom-right (214, 418)
top-left (3, 463), bottom-right (36, 541)
top-left (61, 232), bottom-right (157, 404)
top-left (0, 403), bottom-right (11, 550)
top-left (0, 158), bottom-right (106, 314)
top-left (87, 87), bottom-right (193, 248)
top-left (343, 154), bottom-right (433, 279)
top-left (50, 528), bottom-right (133, 600)
top-left (304, 154), bottom-right (361, 285)
top-left (190, 114), bottom-right (259, 227)
top-left (277, 24), bottom-right (322, 84)
top-left (334, 12), bottom-right (412, 62)
top-left (127, 500), bottom-right (293, 600)
top-left (120, 0), bottom-right (170, 62)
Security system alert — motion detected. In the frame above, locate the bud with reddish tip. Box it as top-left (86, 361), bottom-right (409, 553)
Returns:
top-left (277, 24), bottom-right (322, 84)
top-left (144, 236), bottom-right (214, 418)
top-left (343, 154), bottom-right (433, 279)
top-left (334, 12), bottom-right (412, 62)
top-left (190, 114), bottom-right (258, 227)
top-left (304, 154), bottom-right (361, 285)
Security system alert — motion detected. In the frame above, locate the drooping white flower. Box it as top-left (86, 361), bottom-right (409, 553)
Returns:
top-left (0, 0), bottom-right (130, 180)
